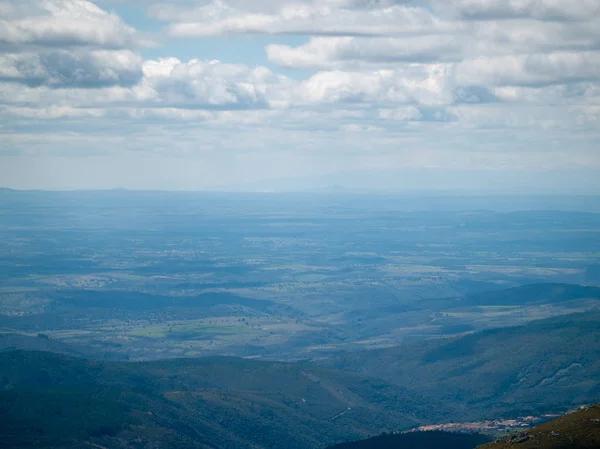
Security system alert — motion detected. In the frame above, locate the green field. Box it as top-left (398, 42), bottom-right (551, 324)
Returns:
top-left (129, 322), bottom-right (253, 338)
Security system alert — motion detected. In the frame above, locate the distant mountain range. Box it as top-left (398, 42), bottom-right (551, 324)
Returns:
top-left (217, 168), bottom-right (600, 196)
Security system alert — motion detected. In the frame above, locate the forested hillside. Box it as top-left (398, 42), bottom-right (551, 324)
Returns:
top-left (0, 351), bottom-right (443, 449)
top-left (320, 313), bottom-right (600, 418)
top-left (326, 431), bottom-right (491, 449)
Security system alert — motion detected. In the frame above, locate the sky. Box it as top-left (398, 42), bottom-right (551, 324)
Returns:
top-left (0, 0), bottom-right (599, 191)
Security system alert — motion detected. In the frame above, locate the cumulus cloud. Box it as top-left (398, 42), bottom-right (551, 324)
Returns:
top-left (2, 0), bottom-right (600, 186)
top-left (0, 49), bottom-right (142, 88)
top-left (133, 58), bottom-right (292, 109)
top-left (294, 66), bottom-right (453, 106)
top-left (0, 0), bottom-right (143, 88)
top-left (0, 58), bottom-right (296, 109)
top-left (267, 36), bottom-right (464, 69)
top-left (455, 51), bottom-right (600, 87)
top-left (0, 0), bottom-right (136, 49)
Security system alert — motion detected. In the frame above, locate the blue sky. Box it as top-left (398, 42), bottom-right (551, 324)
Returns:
top-left (0, 0), bottom-right (599, 191)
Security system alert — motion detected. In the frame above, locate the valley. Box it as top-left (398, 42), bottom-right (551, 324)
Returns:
top-left (1, 191), bottom-right (600, 448)
top-left (2, 191), bottom-right (600, 362)
top-left (1, 312), bottom-right (599, 448)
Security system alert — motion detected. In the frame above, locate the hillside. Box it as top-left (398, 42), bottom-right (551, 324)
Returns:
top-left (325, 405), bottom-right (600, 449)
top-left (326, 430), bottom-right (491, 449)
top-left (479, 404), bottom-right (600, 449)
top-left (411, 283), bottom-right (600, 311)
top-left (456, 283), bottom-right (600, 307)
top-left (0, 350), bottom-right (446, 449)
top-left (0, 332), bottom-right (91, 358)
top-left (319, 313), bottom-right (600, 419)
top-left (342, 283), bottom-right (600, 351)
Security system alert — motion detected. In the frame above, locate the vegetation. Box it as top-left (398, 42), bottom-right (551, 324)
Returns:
top-left (326, 431), bottom-right (491, 449)
top-left (0, 332), bottom-right (89, 358)
top-left (479, 404), bottom-right (600, 449)
top-left (457, 283), bottom-right (600, 306)
top-left (320, 312), bottom-right (600, 419)
top-left (327, 404), bottom-right (600, 449)
top-left (1, 193), bottom-right (599, 447)
top-left (0, 350), bottom-right (446, 449)
top-left (3, 190), bottom-right (600, 362)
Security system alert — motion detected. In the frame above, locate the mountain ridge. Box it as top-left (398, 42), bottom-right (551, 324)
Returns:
top-left (318, 312), bottom-right (600, 419)
top-left (0, 350), bottom-right (445, 449)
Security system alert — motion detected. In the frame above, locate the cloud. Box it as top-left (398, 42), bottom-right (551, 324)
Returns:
top-left (455, 51), bottom-right (600, 87)
top-left (378, 106), bottom-right (423, 121)
top-left (0, 0), bottom-right (136, 49)
top-left (135, 58), bottom-right (292, 109)
top-left (0, 57), bottom-right (296, 109)
top-left (0, 105), bottom-right (104, 119)
top-left (294, 66), bottom-right (453, 106)
top-left (154, 1), bottom-right (456, 37)
top-left (0, 49), bottom-right (142, 88)
top-left (0, 0), bottom-right (143, 88)
top-left (446, 0), bottom-right (600, 21)
top-left (267, 36), bottom-right (464, 69)
top-left (2, 0), bottom-right (600, 190)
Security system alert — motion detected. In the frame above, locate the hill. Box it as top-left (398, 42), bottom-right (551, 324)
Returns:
top-left (0, 332), bottom-right (91, 357)
top-left (346, 283), bottom-right (600, 350)
top-left (319, 313), bottom-right (600, 419)
top-left (326, 405), bottom-right (600, 449)
top-left (479, 404), bottom-right (600, 449)
top-left (455, 283), bottom-right (600, 307)
top-left (326, 430), bottom-right (491, 449)
top-left (406, 283), bottom-right (600, 311)
top-left (0, 350), bottom-right (447, 449)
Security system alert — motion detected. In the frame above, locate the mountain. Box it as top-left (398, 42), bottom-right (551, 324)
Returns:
top-left (479, 403), bottom-right (600, 449)
top-left (2, 313), bottom-right (598, 448)
top-left (0, 350), bottom-right (447, 449)
top-left (319, 313), bottom-right (600, 419)
top-left (326, 431), bottom-right (491, 449)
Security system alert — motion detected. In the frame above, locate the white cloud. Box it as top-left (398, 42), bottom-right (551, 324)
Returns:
top-left (0, 49), bottom-right (142, 88)
top-left (0, 0), bottom-right (143, 88)
top-left (0, 0), bottom-right (136, 49)
top-left (455, 51), bottom-right (600, 87)
top-left (155, 1), bottom-right (457, 37)
top-left (1, 105), bottom-right (104, 119)
top-left (135, 58), bottom-right (293, 108)
top-left (1, 0), bottom-right (600, 189)
top-left (446, 0), bottom-right (600, 21)
top-left (472, 18), bottom-right (600, 54)
top-left (0, 57), bottom-right (296, 109)
top-left (267, 36), bottom-right (464, 69)
top-left (378, 106), bottom-right (423, 121)
top-left (294, 66), bottom-right (453, 106)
